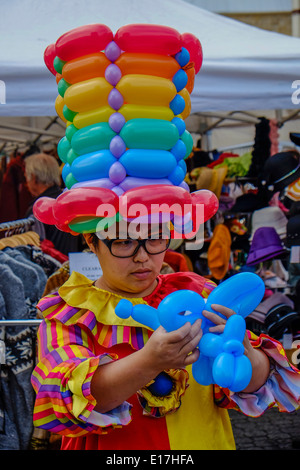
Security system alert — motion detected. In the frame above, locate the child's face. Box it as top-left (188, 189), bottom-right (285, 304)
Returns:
top-left (85, 234), bottom-right (166, 297)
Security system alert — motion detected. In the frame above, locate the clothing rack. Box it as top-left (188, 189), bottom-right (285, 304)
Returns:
top-left (0, 216), bottom-right (35, 239)
top-left (0, 319), bottom-right (42, 326)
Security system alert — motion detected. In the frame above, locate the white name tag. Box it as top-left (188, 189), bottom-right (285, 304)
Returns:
top-left (69, 252), bottom-right (103, 281)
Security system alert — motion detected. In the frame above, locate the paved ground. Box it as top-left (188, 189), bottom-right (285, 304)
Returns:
top-left (229, 407), bottom-right (300, 450)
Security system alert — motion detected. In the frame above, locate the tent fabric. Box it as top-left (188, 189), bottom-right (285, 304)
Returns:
top-left (1, 0), bottom-right (300, 116)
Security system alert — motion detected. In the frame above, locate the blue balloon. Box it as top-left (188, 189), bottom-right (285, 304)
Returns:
top-left (119, 149), bottom-right (177, 178)
top-left (169, 94), bottom-right (186, 116)
top-left (115, 299), bottom-right (160, 331)
top-left (171, 140), bottom-right (187, 162)
top-left (148, 372), bottom-right (174, 396)
top-left (172, 69), bottom-right (188, 92)
top-left (114, 272), bottom-right (265, 391)
top-left (71, 150), bottom-right (117, 182)
top-left (171, 117), bottom-right (186, 136)
top-left (205, 272), bottom-right (265, 319)
top-left (157, 290), bottom-right (205, 332)
top-left (174, 47), bottom-right (190, 67)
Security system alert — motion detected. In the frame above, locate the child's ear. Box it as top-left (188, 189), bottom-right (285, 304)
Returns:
top-left (83, 233), bottom-right (96, 253)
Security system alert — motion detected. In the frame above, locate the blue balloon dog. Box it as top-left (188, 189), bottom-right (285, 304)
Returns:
top-left (115, 272), bottom-right (265, 393)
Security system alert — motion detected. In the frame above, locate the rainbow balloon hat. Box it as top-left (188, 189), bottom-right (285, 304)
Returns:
top-left (34, 24), bottom-right (219, 237)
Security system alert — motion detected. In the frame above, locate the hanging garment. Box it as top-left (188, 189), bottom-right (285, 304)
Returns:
top-left (0, 265), bottom-right (36, 449)
top-left (25, 185), bottom-right (82, 256)
top-left (0, 155), bottom-right (32, 223)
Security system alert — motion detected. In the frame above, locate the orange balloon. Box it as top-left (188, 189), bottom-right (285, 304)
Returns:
top-left (62, 52), bottom-right (111, 84)
top-left (115, 52), bottom-right (180, 79)
top-left (56, 73), bottom-right (62, 84)
top-left (184, 63), bottom-right (195, 93)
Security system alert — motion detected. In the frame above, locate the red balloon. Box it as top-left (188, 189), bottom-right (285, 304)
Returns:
top-left (52, 187), bottom-right (119, 225)
top-left (33, 197), bottom-right (56, 224)
top-left (119, 184), bottom-right (192, 218)
top-left (114, 24), bottom-right (181, 55)
top-left (191, 189), bottom-right (219, 223)
top-left (55, 24), bottom-right (113, 62)
top-left (44, 43), bottom-right (57, 75)
top-left (181, 33), bottom-right (203, 74)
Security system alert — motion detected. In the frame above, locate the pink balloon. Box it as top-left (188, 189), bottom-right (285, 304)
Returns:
top-left (181, 32), bottom-right (203, 74)
top-left (44, 43), bottom-right (57, 75)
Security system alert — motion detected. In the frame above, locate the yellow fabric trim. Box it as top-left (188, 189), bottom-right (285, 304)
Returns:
top-left (68, 359), bottom-right (96, 419)
top-left (58, 271), bottom-right (150, 328)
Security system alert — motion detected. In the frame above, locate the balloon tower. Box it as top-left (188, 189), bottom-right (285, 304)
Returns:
top-left (34, 24), bottom-right (219, 236)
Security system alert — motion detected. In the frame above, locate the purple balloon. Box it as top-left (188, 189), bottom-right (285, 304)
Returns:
top-left (105, 41), bottom-right (121, 62)
top-left (108, 89), bottom-right (124, 110)
top-left (105, 64), bottom-right (122, 86)
top-left (179, 180), bottom-right (190, 191)
top-left (110, 135), bottom-right (126, 158)
top-left (109, 112), bottom-right (126, 133)
top-left (72, 178), bottom-right (115, 189)
top-left (109, 161), bottom-right (126, 184)
top-left (120, 177), bottom-right (172, 191)
top-left (111, 185), bottom-right (125, 196)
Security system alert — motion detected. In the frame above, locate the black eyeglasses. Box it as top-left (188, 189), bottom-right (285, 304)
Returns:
top-left (100, 238), bottom-right (171, 258)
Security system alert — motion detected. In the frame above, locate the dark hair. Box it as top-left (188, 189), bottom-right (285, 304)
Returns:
top-left (90, 233), bottom-right (100, 250)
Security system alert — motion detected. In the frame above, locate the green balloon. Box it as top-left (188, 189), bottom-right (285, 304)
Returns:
top-left (63, 105), bottom-right (77, 122)
top-left (181, 130), bottom-right (194, 159)
top-left (65, 124), bottom-right (78, 142)
top-left (65, 172), bottom-right (78, 189)
top-left (57, 78), bottom-right (70, 98)
top-left (120, 118), bottom-right (179, 150)
top-left (53, 56), bottom-right (66, 74)
top-left (71, 122), bottom-right (116, 156)
top-left (57, 136), bottom-right (71, 163)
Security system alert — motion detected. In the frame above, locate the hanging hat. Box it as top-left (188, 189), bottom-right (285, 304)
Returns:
top-left (261, 151), bottom-right (300, 194)
top-left (290, 133), bottom-right (300, 147)
top-left (286, 215), bottom-right (300, 247)
top-left (250, 206), bottom-right (288, 240)
top-left (33, 24), bottom-right (219, 239)
top-left (195, 166), bottom-right (228, 199)
top-left (207, 224), bottom-right (231, 280)
top-left (286, 177), bottom-right (300, 202)
top-left (246, 226), bottom-right (287, 266)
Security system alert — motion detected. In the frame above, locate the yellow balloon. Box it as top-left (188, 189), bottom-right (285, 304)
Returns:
top-left (55, 95), bottom-right (67, 123)
top-left (64, 78), bottom-right (113, 113)
top-left (73, 105), bottom-right (114, 129)
top-left (178, 88), bottom-right (191, 120)
top-left (116, 74), bottom-right (176, 106)
top-left (119, 104), bottom-right (174, 121)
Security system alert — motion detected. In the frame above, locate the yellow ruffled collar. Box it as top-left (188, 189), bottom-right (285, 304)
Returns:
top-left (58, 271), bottom-right (150, 328)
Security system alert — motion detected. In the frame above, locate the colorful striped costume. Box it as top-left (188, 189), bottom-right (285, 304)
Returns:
top-left (31, 271), bottom-right (300, 450)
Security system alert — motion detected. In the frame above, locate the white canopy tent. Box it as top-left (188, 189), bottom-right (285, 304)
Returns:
top-left (0, 0), bottom-right (300, 151)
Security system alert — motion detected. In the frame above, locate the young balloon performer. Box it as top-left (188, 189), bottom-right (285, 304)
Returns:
top-left (31, 24), bottom-right (300, 451)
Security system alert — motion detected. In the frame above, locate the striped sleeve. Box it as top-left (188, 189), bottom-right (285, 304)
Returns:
top-left (214, 331), bottom-right (300, 417)
top-left (31, 296), bottom-right (132, 437)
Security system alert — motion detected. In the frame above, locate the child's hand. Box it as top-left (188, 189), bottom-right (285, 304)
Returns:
top-left (142, 319), bottom-right (203, 373)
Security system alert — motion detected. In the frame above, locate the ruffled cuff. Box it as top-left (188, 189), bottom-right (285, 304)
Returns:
top-left (137, 368), bottom-right (189, 417)
top-left (214, 332), bottom-right (300, 417)
top-left (69, 353), bottom-right (132, 429)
